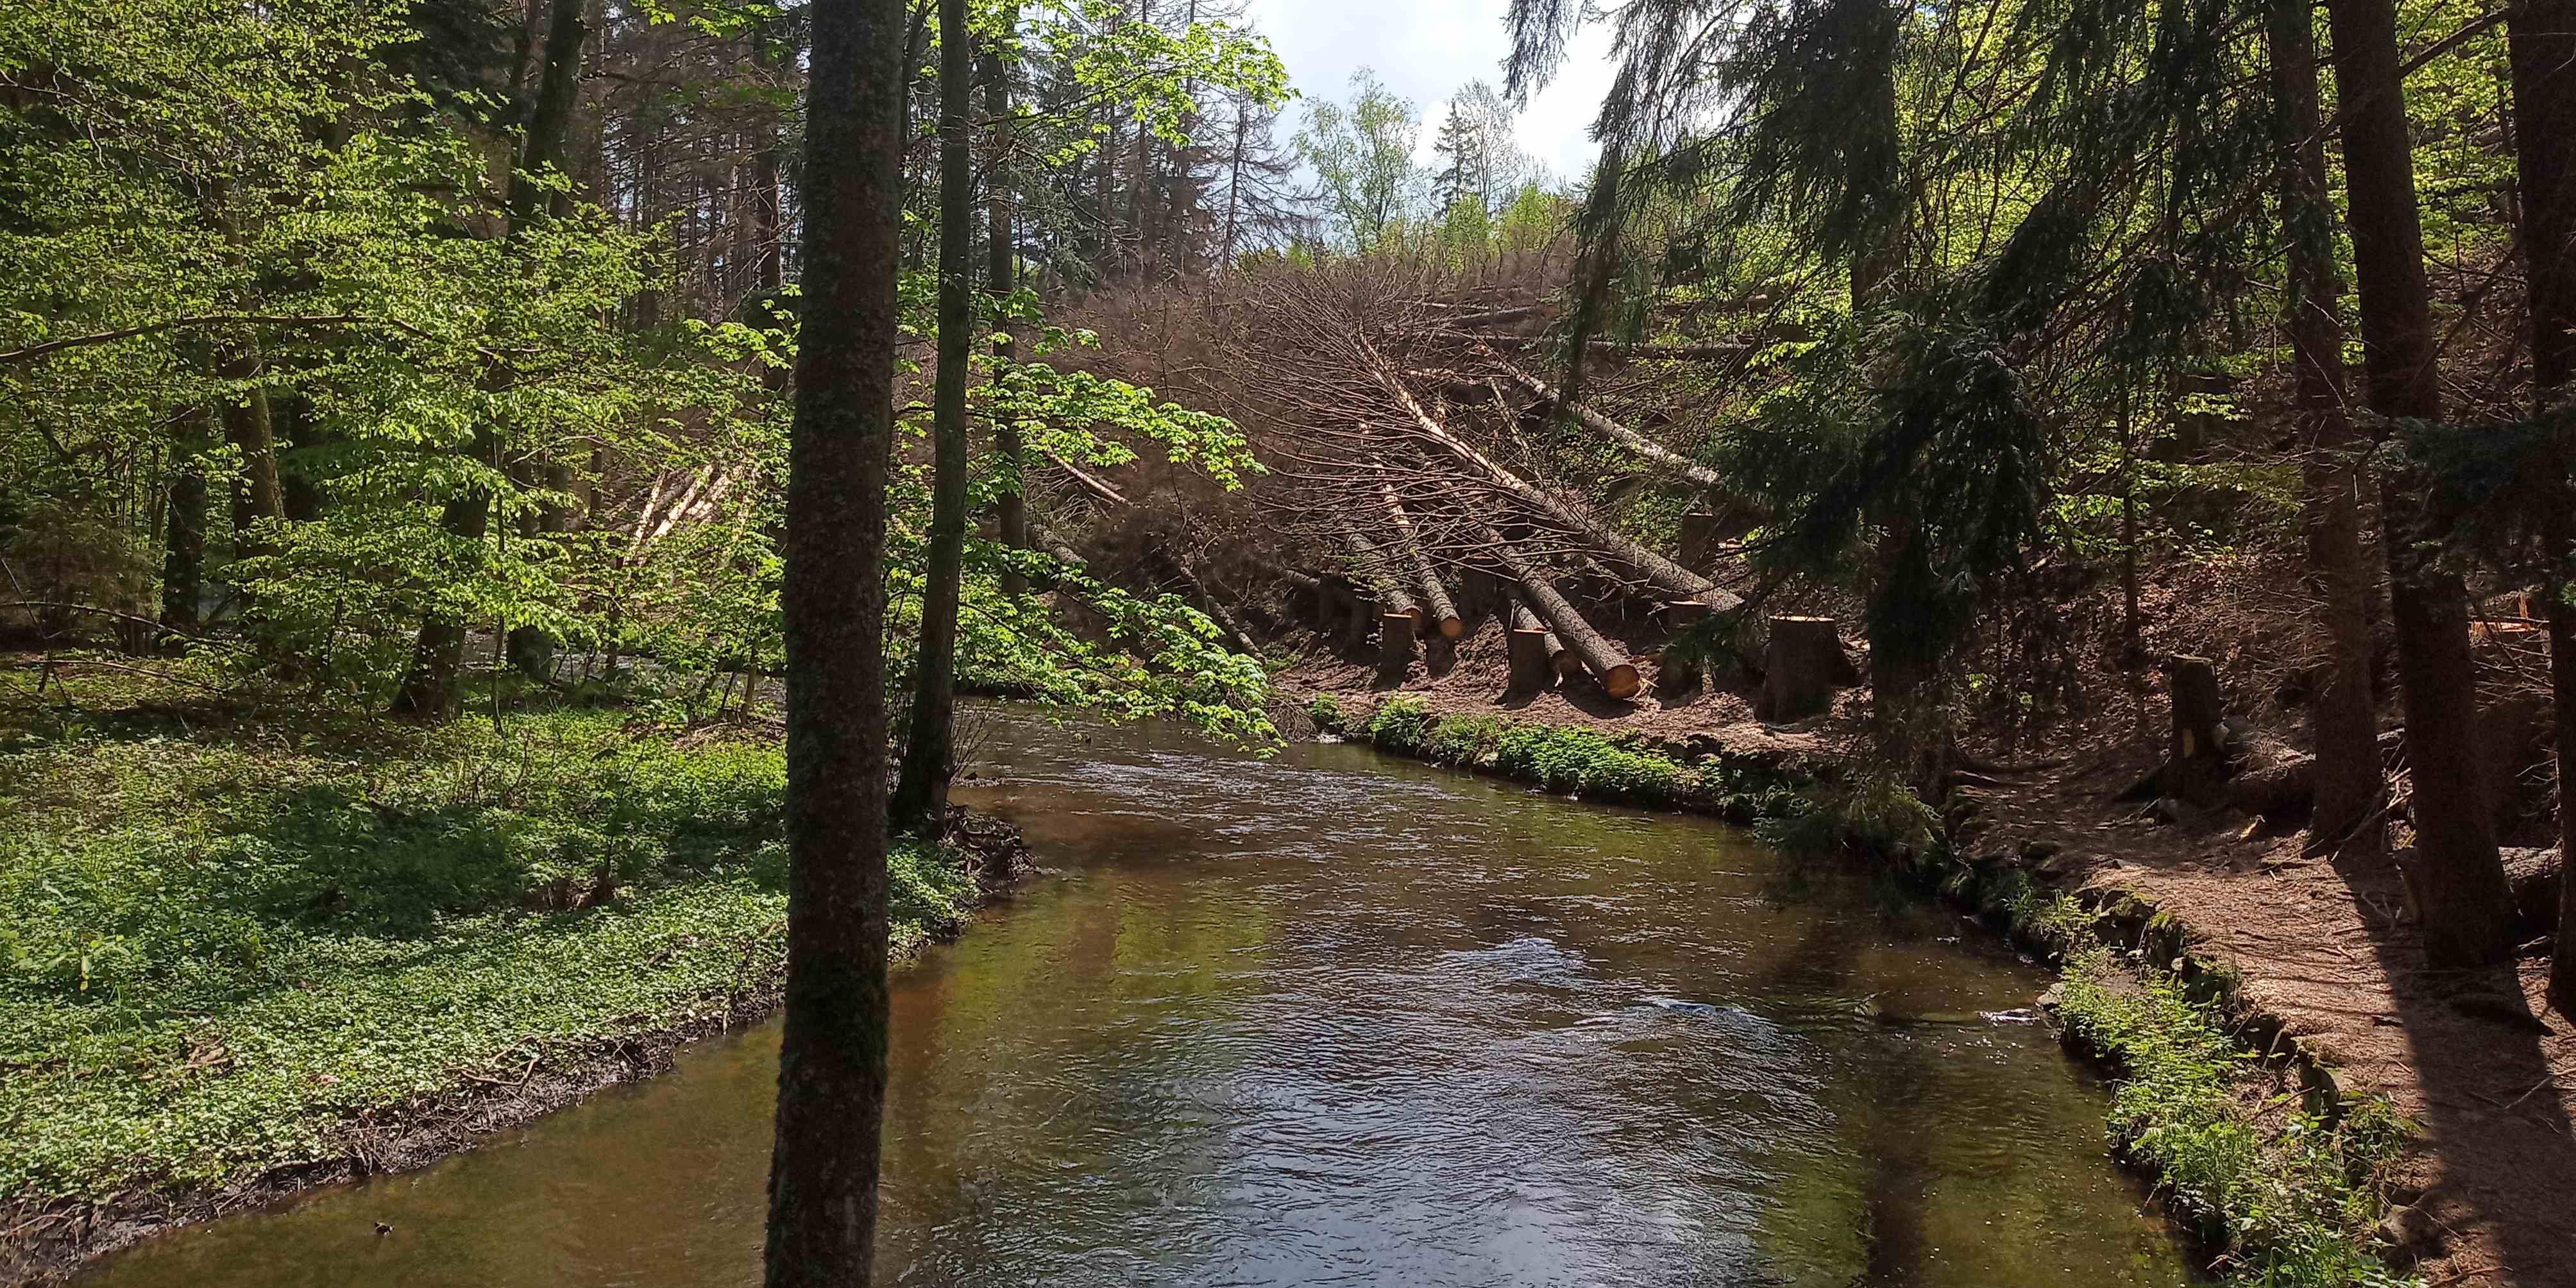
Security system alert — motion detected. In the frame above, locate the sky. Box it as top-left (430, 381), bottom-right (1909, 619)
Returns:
top-left (1235, 0), bottom-right (1618, 183)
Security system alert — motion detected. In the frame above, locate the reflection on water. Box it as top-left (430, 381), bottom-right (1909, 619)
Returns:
top-left (82, 709), bottom-right (2194, 1287)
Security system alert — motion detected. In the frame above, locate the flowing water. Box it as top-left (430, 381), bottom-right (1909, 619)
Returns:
top-left (82, 708), bottom-right (2193, 1287)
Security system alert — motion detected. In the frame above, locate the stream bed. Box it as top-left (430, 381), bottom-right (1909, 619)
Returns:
top-left (81, 708), bottom-right (2193, 1287)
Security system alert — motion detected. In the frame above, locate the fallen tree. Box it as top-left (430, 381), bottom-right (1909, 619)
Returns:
top-left (1479, 347), bottom-right (1727, 492)
top-left (1382, 487), bottom-right (1463, 638)
top-left (1362, 348), bottom-right (1742, 613)
top-left (1486, 529), bottom-right (1641, 699)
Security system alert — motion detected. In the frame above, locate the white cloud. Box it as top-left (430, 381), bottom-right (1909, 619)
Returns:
top-left (1237, 0), bottom-right (1616, 183)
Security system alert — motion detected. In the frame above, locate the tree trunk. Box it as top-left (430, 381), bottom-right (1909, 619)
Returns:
top-left (1758, 615), bottom-right (1845, 723)
top-left (1509, 597), bottom-right (1570, 682)
top-left (889, 0), bottom-right (976, 838)
top-left (1506, 596), bottom-right (1561, 694)
top-left (1489, 534), bottom-right (1640, 699)
top-left (984, 14), bottom-right (1026, 596)
top-left (1377, 611), bottom-right (1416, 681)
top-left (2507, 0), bottom-right (2576, 1011)
top-left (1371, 359), bottom-right (1740, 611)
top-left (398, 0), bottom-right (586, 718)
top-left (1382, 488), bottom-right (1462, 637)
top-left (159, 406), bottom-right (213, 634)
top-left (2330, 0), bottom-right (2516, 966)
top-left (760, 0), bottom-right (904, 1281)
top-left (1483, 350), bottom-right (1728, 491)
top-left (1341, 525), bottom-right (1419, 624)
top-left (221, 364), bottom-right (282, 565)
top-left (2271, 0), bottom-right (2383, 850)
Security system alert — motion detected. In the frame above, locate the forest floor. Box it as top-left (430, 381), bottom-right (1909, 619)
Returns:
top-left (0, 654), bottom-right (1026, 1285)
top-left (1287, 616), bottom-right (2576, 1288)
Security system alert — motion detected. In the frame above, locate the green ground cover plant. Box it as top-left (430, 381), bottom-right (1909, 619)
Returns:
top-left (0, 665), bottom-right (973, 1203)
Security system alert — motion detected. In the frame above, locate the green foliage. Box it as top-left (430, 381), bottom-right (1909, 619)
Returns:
top-left (1348, 698), bottom-right (1776, 811)
top-left (1305, 693), bottom-right (1346, 733)
top-left (2055, 949), bottom-right (2419, 1288)
top-left (1754, 765), bottom-right (1939, 856)
top-left (0, 679), bottom-right (979, 1203)
top-left (1293, 68), bottom-right (1421, 250)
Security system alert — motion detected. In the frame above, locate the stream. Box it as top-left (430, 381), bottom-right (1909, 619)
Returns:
top-left (81, 707), bottom-right (2192, 1287)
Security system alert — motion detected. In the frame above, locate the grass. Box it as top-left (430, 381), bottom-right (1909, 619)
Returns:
top-left (2052, 946), bottom-right (2416, 1287)
top-left (0, 660), bottom-right (976, 1206)
top-left (1346, 695), bottom-right (1802, 815)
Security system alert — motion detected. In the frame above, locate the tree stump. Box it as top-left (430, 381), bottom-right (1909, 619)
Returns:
top-left (1756, 615), bottom-right (1844, 722)
top-left (1507, 629), bottom-right (1557, 693)
top-left (2170, 655), bottom-right (2223, 760)
top-left (1659, 600), bottom-right (1713, 693)
top-left (1376, 612), bottom-right (1416, 682)
top-left (1678, 511), bottom-right (1720, 571)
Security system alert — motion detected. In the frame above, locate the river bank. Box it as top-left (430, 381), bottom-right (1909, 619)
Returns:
top-left (1294, 674), bottom-right (2567, 1288)
top-left (0, 656), bottom-right (1027, 1285)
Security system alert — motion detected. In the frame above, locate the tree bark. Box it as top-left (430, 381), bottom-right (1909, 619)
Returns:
top-left (159, 406), bottom-right (213, 634)
top-left (1506, 596), bottom-right (1561, 693)
top-left (2329, 0), bottom-right (2516, 966)
top-left (759, 0), bottom-right (904, 1281)
top-left (2507, 0), bottom-right (2576, 1011)
top-left (1489, 533), bottom-right (1640, 699)
top-left (220, 364), bottom-right (282, 566)
top-left (2271, 0), bottom-right (2383, 850)
top-left (1382, 488), bottom-right (1462, 636)
top-left (890, 0), bottom-right (976, 837)
top-left (1758, 615), bottom-right (1844, 723)
top-left (984, 13), bottom-right (1026, 597)
top-left (1377, 611), bottom-right (1416, 680)
top-left (1510, 597), bottom-right (1572, 682)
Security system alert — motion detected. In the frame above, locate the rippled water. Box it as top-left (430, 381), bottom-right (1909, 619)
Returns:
top-left (82, 709), bottom-right (2194, 1287)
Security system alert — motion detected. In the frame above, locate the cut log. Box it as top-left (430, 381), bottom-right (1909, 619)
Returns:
top-left (1479, 348), bottom-right (1729, 491)
top-left (1377, 611), bottom-right (1416, 679)
top-left (1487, 532), bottom-right (1640, 700)
top-left (1382, 487), bottom-right (1464, 638)
top-left (1042, 448), bottom-right (1130, 507)
top-left (1758, 615), bottom-right (1845, 722)
top-left (1339, 525), bottom-right (1419, 625)
top-left (1365, 353), bottom-right (1740, 612)
top-left (1442, 303), bottom-right (1547, 330)
top-left (1513, 597), bottom-right (1582, 681)
top-left (2229, 755), bottom-right (2316, 817)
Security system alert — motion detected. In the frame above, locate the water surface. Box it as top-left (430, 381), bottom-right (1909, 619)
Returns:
top-left (83, 709), bottom-right (2192, 1287)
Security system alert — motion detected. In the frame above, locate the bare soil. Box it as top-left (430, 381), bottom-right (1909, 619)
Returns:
top-left (1288, 614), bottom-right (2576, 1288)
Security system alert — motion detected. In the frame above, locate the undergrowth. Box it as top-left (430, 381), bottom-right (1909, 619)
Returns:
top-left (2053, 947), bottom-right (2416, 1287)
top-left (0, 666), bottom-right (976, 1205)
top-left (1352, 696), bottom-right (1798, 813)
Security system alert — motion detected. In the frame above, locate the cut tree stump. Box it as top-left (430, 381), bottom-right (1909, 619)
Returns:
top-left (1659, 600), bottom-right (1713, 693)
top-left (1756, 615), bottom-right (1845, 722)
top-left (1377, 612), bottom-right (1416, 681)
top-left (1489, 535), bottom-right (1641, 699)
top-left (1507, 628), bottom-right (1557, 693)
top-left (1678, 511), bottom-right (1719, 570)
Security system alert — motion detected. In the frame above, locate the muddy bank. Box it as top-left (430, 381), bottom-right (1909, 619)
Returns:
top-left (1, 816), bottom-right (1032, 1287)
